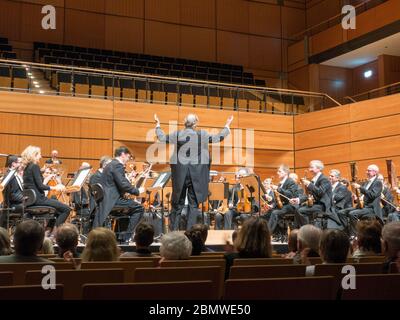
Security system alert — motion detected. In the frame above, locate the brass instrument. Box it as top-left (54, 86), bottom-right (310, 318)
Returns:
top-left (350, 162), bottom-right (364, 209)
top-left (301, 171), bottom-right (314, 207)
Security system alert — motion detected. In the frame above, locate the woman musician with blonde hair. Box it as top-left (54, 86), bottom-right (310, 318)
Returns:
top-left (21, 146), bottom-right (71, 235)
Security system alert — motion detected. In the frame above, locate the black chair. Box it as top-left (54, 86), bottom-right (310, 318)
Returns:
top-left (22, 189), bottom-right (56, 226)
top-left (89, 184), bottom-right (131, 242)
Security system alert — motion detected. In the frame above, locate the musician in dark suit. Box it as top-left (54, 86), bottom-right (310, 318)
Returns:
top-left (223, 168), bottom-right (252, 230)
top-left (154, 113), bottom-right (233, 231)
top-left (267, 165), bottom-right (298, 237)
top-left (347, 164), bottom-right (383, 234)
top-left (21, 146), bottom-right (71, 232)
top-left (328, 169), bottom-right (353, 230)
top-left (1, 156), bottom-right (24, 228)
top-left (45, 149), bottom-right (62, 165)
top-left (377, 174), bottom-right (396, 217)
top-left (292, 160), bottom-right (332, 227)
top-left (93, 147), bottom-right (144, 242)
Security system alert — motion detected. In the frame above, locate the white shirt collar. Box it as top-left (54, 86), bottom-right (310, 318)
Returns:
top-left (332, 181), bottom-right (339, 190)
top-left (280, 176), bottom-right (288, 186)
top-left (312, 172), bottom-right (322, 183)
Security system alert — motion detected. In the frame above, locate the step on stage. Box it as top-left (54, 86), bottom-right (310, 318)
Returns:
top-left (117, 230), bottom-right (289, 254)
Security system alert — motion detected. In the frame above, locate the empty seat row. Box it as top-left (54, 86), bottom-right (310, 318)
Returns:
top-left (0, 52), bottom-right (17, 59)
top-left (42, 56), bottom-right (258, 85)
top-left (0, 65), bottom-right (28, 90)
top-left (35, 42), bottom-right (243, 72)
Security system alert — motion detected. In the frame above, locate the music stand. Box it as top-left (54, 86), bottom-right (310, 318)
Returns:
top-left (65, 166), bottom-right (92, 193)
top-left (0, 169), bottom-right (17, 233)
top-left (239, 174), bottom-right (265, 216)
top-left (149, 172), bottom-right (172, 234)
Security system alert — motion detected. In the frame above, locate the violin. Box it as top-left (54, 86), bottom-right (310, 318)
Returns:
top-left (301, 171), bottom-right (314, 207)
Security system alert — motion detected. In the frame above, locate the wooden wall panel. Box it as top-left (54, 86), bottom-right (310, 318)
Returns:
top-left (350, 114), bottom-right (400, 142)
top-left (64, 9), bottom-right (105, 49)
top-left (50, 137), bottom-right (81, 158)
top-left (65, 0), bottom-right (105, 13)
top-left (0, 0), bottom-right (21, 41)
top-left (306, 0), bottom-right (341, 29)
top-left (20, 3), bottom-right (64, 44)
top-left (20, 0), bottom-right (64, 6)
top-left (248, 36), bottom-right (281, 72)
top-left (350, 94), bottom-right (400, 122)
top-left (294, 105), bottom-right (350, 132)
top-left (282, 6), bottom-right (306, 39)
top-left (80, 139), bottom-right (112, 159)
top-left (216, 0), bottom-right (249, 34)
top-left (114, 101), bottom-right (179, 123)
top-left (295, 124), bottom-right (350, 150)
top-left (351, 136), bottom-right (400, 161)
top-left (81, 119), bottom-right (112, 139)
top-left (114, 121), bottom-right (156, 143)
top-left (180, 26), bottom-right (216, 62)
top-left (248, 2), bottom-right (281, 38)
top-left (19, 135), bottom-right (51, 155)
top-left (180, 0), bottom-right (216, 29)
top-left (216, 31), bottom-right (248, 67)
top-left (288, 65), bottom-right (309, 91)
top-left (51, 116), bottom-right (81, 138)
top-left (295, 144), bottom-right (351, 168)
top-left (105, 15), bottom-right (143, 53)
top-left (309, 24), bottom-right (344, 56)
top-left (104, 0), bottom-right (144, 18)
top-left (238, 112), bottom-right (293, 133)
top-left (0, 134), bottom-right (21, 155)
top-left (19, 114), bottom-right (51, 136)
top-left (0, 113), bottom-right (21, 134)
top-left (352, 60), bottom-right (379, 95)
top-left (145, 0), bottom-right (180, 24)
top-left (0, 92), bottom-right (114, 119)
top-left (144, 20), bottom-right (180, 57)
top-left (178, 106), bottom-right (238, 129)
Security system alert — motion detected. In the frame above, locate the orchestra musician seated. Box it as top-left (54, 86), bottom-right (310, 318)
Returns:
top-left (45, 149), bottom-right (62, 165)
top-left (290, 160), bottom-right (332, 229)
top-left (1, 155), bottom-right (24, 228)
top-left (345, 164), bottom-right (384, 235)
top-left (265, 165), bottom-right (298, 241)
top-left (21, 146), bottom-right (71, 236)
top-left (93, 146), bottom-right (144, 243)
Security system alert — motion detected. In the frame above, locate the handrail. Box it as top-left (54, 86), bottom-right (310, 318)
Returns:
top-left (0, 58), bottom-right (342, 106)
top-left (350, 81), bottom-right (400, 100)
top-left (290, 0), bottom-right (387, 41)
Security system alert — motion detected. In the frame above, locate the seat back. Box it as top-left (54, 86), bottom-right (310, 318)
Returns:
top-left (89, 183), bottom-right (104, 203)
top-left (81, 261), bottom-right (154, 282)
top-left (0, 271), bottom-right (13, 286)
top-left (0, 262), bottom-right (74, 285)
top-left (119, 256), bottom-right (161, 266)
top-left (135, 266), bottom-right (221, 299)
top-left (0, 285), bottom-right (63, 300)
top-left (224, 276), bottom-right (335, 300)
top-left (83, 281), bottom-right (214, 300)
top-left (25, 268), bottom-right (124, 299)
top-left (341, 274), bottom-right (400, 300)
top-left (229, 264), bottom-right (307, 279)
top-left (233, 258), bottom-right (292, 266)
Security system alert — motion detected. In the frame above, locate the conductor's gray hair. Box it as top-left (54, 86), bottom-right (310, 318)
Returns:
top-left (160, 231), bottom-right (192, 260)
top-left (368, 164), bottom-right (379, 173)
top-left (298, 224), bottom-right (322, 253)
top-left (184, 114), bottom-right (199, 128)
top-left (310, 160), bottom-right (324, 171)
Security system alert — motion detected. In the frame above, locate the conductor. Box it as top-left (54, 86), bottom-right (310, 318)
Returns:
top-left (154, 113), bottom-right (233, 231)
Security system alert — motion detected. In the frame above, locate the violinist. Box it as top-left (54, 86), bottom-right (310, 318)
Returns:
top-left (261, 178), bottom-right (275, 214)
top-left (265, 165), bottom-right (298, 240)
top-left (291, 160), bottom-right (332, 228)
top-left (21, 146), bottom-right (71, 235)
top-left (89, 156), bottom-right (111, 186)
top-left (387, 186), bottom-right (400, 222)
top-left (377, 174), bottom-right (396, 218)
top-left (346, 164), bottom-right (383, 235)
top-left (224, 168), bottom-right (251, 230)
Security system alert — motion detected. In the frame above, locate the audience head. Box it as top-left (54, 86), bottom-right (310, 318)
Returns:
top-left (288, 229), bottom-right (299, 253)
top-left (355, 220), bottom-right (382, 254)
top-left (40, 238), bottom-right (54, 254)
top-left (133, 222), bottom-right (154, 248)
top-left (319, 229), bottom-right (350, 263)
top-left (81, 228), bottom-right (120, 262)
top-left (235, 217), bottom-right (272, 258)
top-left (382, 222), bottom-right (400, 260)
top-left (159, 231), bottom-right (192, 260)
top-left (297, 225), bottom-right (322, 255)
top-left (13, 220), bottom-right (45, 256)
top-left (190, 224), bottom-right (208, 244)
top-left (0, 227), bottom-right (12, 256)
top-left (21, 145), bottom-right (41, 166)
top-left (56, 223), bottom-right (79, 257)
top-left (185, 228), bottom-right (205, 256)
